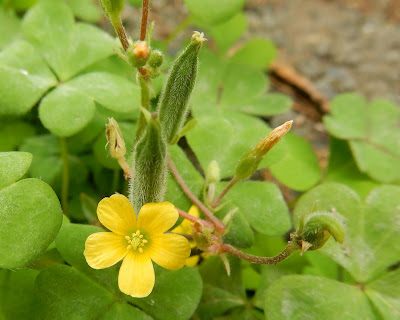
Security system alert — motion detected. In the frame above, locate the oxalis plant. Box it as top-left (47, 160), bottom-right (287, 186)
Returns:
top-left (1, 0), bottom-right (400, 319)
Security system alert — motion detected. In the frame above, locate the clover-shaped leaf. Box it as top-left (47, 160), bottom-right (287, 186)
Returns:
top-left (264, 275), bottom-right (375, 320)
top-left (0, 178), bottom-right (62, 269)
top-left (294, 182), bottom-right (400, 283)
top-left (0, 40), bottom-right (57, 115)
top-left (222, 181), bottom-right (291, 236)
top-left (323, 93), bottom-right (400, 183)
top-left (0, 151), bottom-right (32, 189)
top-left (22, 0), bottom-right (114, 82)
top-left (269, 133), bottom-right (321, 191)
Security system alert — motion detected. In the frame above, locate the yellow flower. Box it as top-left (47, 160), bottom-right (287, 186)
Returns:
top-left (84, 194), bottom-right (191, 298)
top-left (172, 205), bottom-right (200, 267)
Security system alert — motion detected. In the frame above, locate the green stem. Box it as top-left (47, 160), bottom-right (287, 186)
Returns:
top-left (112, 169), bottom-right (120, 192)
top-left (135, 76), bottom-right (151, 141)
top-left (111, 15), bottom-right (129, 51)
top-left (164, 16), bottom-right (194, 46)
top-left (220, 239), bottom-right (300, 265)
top-left (59, 137), bottom-right (69, 217)
top-left (211, 177), bottom-right (238, 209)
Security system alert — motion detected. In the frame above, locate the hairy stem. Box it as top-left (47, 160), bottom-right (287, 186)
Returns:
top-left (220, 240), bottom-right (300, 265)
top-left (112, 16), bottom-right (129, 51)
top-left (211, 177), bottom-right (238, 208)
top-left (140, 0), bottom-right (149, 41)
top-left (168, 155), bottom-right (225, 234)
top-left (59, 137), bottom-right (69, 217)
top-left (135, 77), bottom-right (151, 141)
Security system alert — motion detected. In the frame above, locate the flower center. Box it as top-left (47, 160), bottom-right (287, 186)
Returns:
top-left (125, 230), bottom-right (148, 253)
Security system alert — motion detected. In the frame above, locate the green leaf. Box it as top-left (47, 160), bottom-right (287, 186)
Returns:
top-left (197, 256), bottom-right (245, 319)
top-left (165, 145), bottom-right (204, 212)
top-left (223, 181), bottom-right (291, 236)
top-left (66, 72), bottom-right (141, 114)
top-left (229, 39), bottom-right (277, 69)
top-left (22, 0), bottom-right (114, 81)
top-left (0, 121), bottom-right (36, 151)
top-left (323, 93), bottom-right (400, 183)
top-left (264, 275), bottom-right (375, 320)
top-left (93, 122), bottom-right (136, 170)
top-left (0, 268), bottom-right (39, 320)
top-left (184, 0), bottom-right (247, 25)
top-left (0, 40), bottom-right (57, 115)
top-left (33, 264), bottom-right (114, 320)
top-left (220, 63), bottom-right (268, 107)
top-left (208, 13), bottom-right (247, 53)
top-left (366, 269), bottom-right (400, 320)
top-left (20, 135), bottom-right (88, 187)
top-left (0, 151), bottom-right (32, 189)
top-left (99, 302), bottom-right (153, 320)
top-left (55, 223), bottom-right (119, 293)
top-left (66, 0), bottom-right (101, 22)
top-left (325, 137), bottom-right (379, 199)
top-left (294, 183), bottom-right (400, 283)
top-left (269, 133), bottom-right (322, 191)
top-left (0, 178), bottom-right (62, 269)
top-left (301, 251), bottom-right (339, 280)
top-left (186, 111), bottom-right (286, 178)
top-left (129, 266), bottom-right (203, 320)
top-left (219, 204), bottom-right (254, 248)
top-left (39, 84), bottom-right (96, 137)
top-left (230, 93), bottom-right (292, 117)
top-left (0, 8), bottom-right (21, 50)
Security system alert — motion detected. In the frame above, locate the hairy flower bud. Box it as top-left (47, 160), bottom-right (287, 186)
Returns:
top-left (147, 50), bottom-right (164, 68)
top-left (235, 121), bottom-right (292, 180)
top-left (127, 41), bottom-right (151, 68)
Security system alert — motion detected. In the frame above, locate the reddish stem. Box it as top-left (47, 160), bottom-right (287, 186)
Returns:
top-left (168, 155), bottom-right (226, 234)
top-left (211, 177), bottom-right (238, 208)
top-left (140, 0), bottom-right (149, 41)
top-left (176, 208), bottom-right (214, 229)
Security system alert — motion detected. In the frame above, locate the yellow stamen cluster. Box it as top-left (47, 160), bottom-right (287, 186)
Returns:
top-left (125, 230), bottom-right (148, 253)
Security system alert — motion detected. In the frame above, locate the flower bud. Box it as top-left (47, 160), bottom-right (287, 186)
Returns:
top-left (105, 118), bottom-right (126, 159)
top-left (235, 121), bottom-right (292, 180)
top-left (157, 31), bottom-right (206, 143)
top-left (126, 41), bottom-right (151, 68)
top-left (147, 50), bottom-right (164, 68)
top-left (206, 160), bottom-right (220, 184)
top-left (191, 220), bottom-right (213, 251)
top-left (99, 0), bottom-right (125, 20)
top-left (129, 112), bottom-right (168, 213)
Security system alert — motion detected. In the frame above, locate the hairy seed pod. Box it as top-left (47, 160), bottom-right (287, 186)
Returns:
top-left (157, 31), bottom-right (206, 143)
top-left (129, 112), bottom-right (168, 214)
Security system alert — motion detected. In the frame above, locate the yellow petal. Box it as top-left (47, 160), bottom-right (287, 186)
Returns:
top-left (188, 205), bottom-right (200, 218)
top-left (147, 233), bottom-right (191, 270)
top-left (118, 251), bottom-right (155, 298)
top-left (138, 202), bottom-right (178, 235)
top-left (97, 194), bottom-right (137, 235)
top-left (186, 255), bottom-right (200, 267)
top-left (84, 232), bottom-right (128, 269)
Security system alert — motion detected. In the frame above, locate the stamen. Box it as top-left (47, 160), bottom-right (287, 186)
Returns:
top-left (138, 248), bottom-right (143, 253)
top-left (126, 230), bottom-right (148, 253)
top-left (127, 245), bottom-right (132, 250)
top-left (142, 239), bottom-right (148, 244)
top-left (125, 236), bottom-right (131, 240)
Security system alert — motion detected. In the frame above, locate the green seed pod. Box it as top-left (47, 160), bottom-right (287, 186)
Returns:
top-left (147, 50), bottom-right (164, 68)
top-left (234, 121), bottom-right (292, 180)
top-left (99, 0), bottom-right (125, 19)
top-left (157, 31), bottom-right (206, 143)
top-left (126, 41), bottom-right (151, 68)
top-left (129, 112), bottom-right (168, 213)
